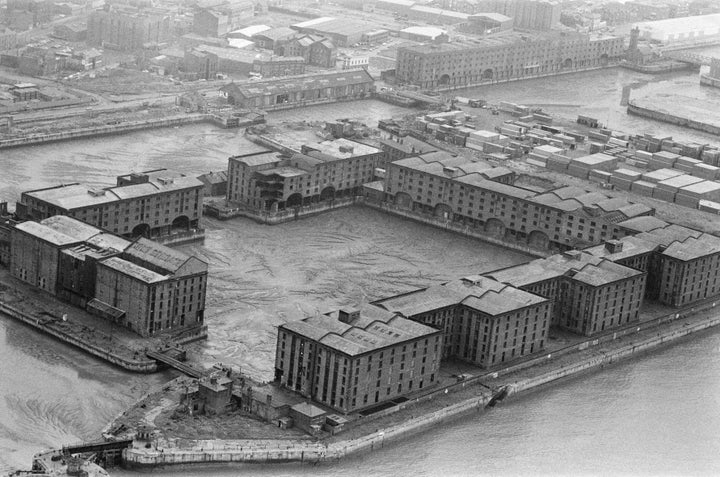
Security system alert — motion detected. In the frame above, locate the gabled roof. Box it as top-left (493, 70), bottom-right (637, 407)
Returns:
top-left (124, 238), bottom-right (207, 275)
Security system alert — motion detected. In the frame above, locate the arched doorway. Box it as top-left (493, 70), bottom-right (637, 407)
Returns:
top-left (482, 68), bottom-right (494, 79)
top-left (484, 218), bottom-right (505, 237)
top-left (434, 203), bottom-right (452, 219)
top-left (600, 54), bottom-right (609, 66)
top-left (395, 192), bottom-right (413, 210)
top-left (172, 215), bottom-right (190, 231)
top-left (132, 223), bottom-right (150, 238)
top-left (562, 58), bottom-right (573, 69)
top-left (438, 74), bottom-right (451, 86)
top-left (320, 186), bottom-right (336, 202)
top-left (528, 230), bottom-right (550, 250)
top-left (286, 193), bottom-right (303, 208)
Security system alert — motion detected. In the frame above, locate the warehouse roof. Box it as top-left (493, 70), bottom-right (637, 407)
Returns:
top-left (125, 238), bottom-right (204, 275)
top-left (487, 251), bottom-right (641, 288)
top-left (40, 215), bottom-right (106, 242)
top-left (292, 17), bottom-right (335, 28)
top-left (100, 256), bottom-right (167, 283)
top-left (583, 236), bottom-right (659, 262)
top-left (470, 12), bottom-right (512, 23)
top-left (221, 70), bottom-right (373, 99)
top-left (253, 27), bottom-right (297, 42)
top-left (401, 26), bottom-right (447, 39)
top-left (231, 151), bottom-right (280, 167)
top-left (570, 258), bottom-right (643, 287)
top-left (375, 276), bottom-right (545, 318)
top-left (14, 221), bottom-right (81, 246)
top-left (616, 216), bottom-right (668, 233)
top-left (256, 166), bottom-right (307, 178)
top-left (24, 175), bottom-right (202, 210)
top-left (231, 24), bottom-right (270, 38)
top-left (307, 138), bottom-right (381, 159)
top-left (281, 304), bottom-right (438, 356)
top-left (663, 234), bottom-right (720, 261)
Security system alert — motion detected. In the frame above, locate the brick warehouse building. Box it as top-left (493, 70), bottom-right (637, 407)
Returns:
top-left (16, 169), bottom-right (203, 241)
top-left (10, 216), bottom-right (207, 337)
top-left (226, 138), bottom-right (383, 212)
top-left (87, 5), bottom-right (171, 51)
top-left (382, 152), bottom-right (653, 251)
top-left (486, 251), bottom-right (646, 336)
top-left (374, 275), bottom-right (551, 367)
top-left (395, 30), bottom-right (624, 89)
top-left (275, 304), bottom-right (442, 414)
top-left (585, 217), bottom-right (720, 308)
top-left (220, 70), bottom-right (374, 111)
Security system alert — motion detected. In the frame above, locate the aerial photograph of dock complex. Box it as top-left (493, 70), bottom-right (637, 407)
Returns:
top-left (3, 0), bottom-right (720, 475)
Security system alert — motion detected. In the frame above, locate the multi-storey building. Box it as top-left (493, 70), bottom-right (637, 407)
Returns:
top-left (374, 275), bottom-right (551, 367)
top-left (586, 217), bottom-right (720, 308)
top-left (384, 153), bottom-right (653, 251)
top-left (276, 34), bottom-right (336, 68)
top-left (435, 0), bottom-right (560, 29)
top-left (87, 5), bottom-right (171, 51)
top-left (16, 169), bottom-right (203, 241)
top-left (395, 30), bottom-right (624, 89)
top-left (275, 304), bottom-right (442, 414)
top-left (252, 56), bottom-right (305, 77)
top-left (10, 216), bottom-right (208, 337)
top-left (486, 251), bottom-right (646, 335)
top-left (95, 237), bottom-right (208, 336)
top-left (192, 0), bottom-right (266, 37)
top-left (376, 136), bottom-right (438, 164)
top-left (226, 139), bottom-right (383, 211)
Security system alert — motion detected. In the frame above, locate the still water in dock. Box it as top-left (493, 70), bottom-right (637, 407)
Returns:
top-left (2, 67), bottom-right (720, 475)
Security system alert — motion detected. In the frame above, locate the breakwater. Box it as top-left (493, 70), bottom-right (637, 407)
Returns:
top-left (0, 301), bottom-right (158, 373)
top-left (120, 305), bottom-right (720, 468)
top-left (627, 101), bottom-right (720, 135)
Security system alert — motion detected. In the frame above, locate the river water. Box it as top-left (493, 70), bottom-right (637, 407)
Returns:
top-left (2, 67), bottom-right (720, 475)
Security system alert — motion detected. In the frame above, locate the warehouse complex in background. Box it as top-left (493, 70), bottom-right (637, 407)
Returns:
top-left (10, 215), bottom-right (208, 337)
top-left (221, 70), bottom-right (374, 111)
top-left (395, 31), bottom-right (624, 89)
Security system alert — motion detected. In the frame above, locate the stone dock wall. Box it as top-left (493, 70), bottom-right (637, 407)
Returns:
top-left (700, 74), bottom-right (720, 89)
top-left (208, 197), bottom-right (360, 224)
top-left (123, 392), bottom-right (494, 467)
top-left (361, 201), bottom-right (548, 258)
top-left (627, 101), bottom-right (720, 135)
top-left (0, 301), bottom-right (158, 373)
top-left (121, 306), bottom-right (720, 468)
top-left (0, 114), bottom-right (210, 149)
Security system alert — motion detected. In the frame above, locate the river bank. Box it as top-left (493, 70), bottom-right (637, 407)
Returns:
top-left (116, 293), bottom-right (720, 469)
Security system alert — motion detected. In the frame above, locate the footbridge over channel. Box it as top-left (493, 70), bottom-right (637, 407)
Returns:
top-left (146, 350), bottom-right (202, 378)
top-left (661, 50), bottom-right (714, 66)
top-left (62, 439), bottom-right (134, 455)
